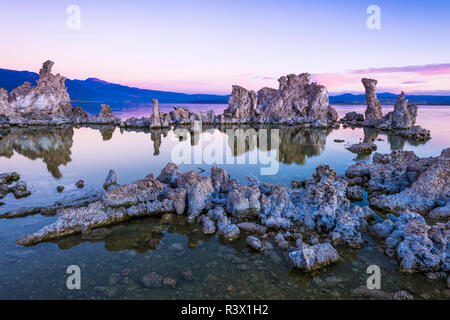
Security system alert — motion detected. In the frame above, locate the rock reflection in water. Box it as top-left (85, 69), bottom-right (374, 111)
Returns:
top-left (98, 126), bottom-right (115, 141)
top-left (0, 125), bottom-right (432, 180)
top-left (387, 133), bottom-right (427, 151)
top-left (0, 126), bottom-right (74, 178)
top-left (221, 126), bottom-right (332, 165)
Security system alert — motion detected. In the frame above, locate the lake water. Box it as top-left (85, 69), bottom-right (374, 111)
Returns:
top-left (0, 105), bottom-right (449, 299)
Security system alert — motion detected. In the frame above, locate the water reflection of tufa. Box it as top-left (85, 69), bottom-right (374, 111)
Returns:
top-left (0, 126), bottom-right (74, 178)
top-left (362, 126), bottom-right (427, 152)
top-left (0, 125), bottom-right (430, 178)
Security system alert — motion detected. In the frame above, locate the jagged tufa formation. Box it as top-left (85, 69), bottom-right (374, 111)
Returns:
top-left (223, 73), bottom-right (338, 126)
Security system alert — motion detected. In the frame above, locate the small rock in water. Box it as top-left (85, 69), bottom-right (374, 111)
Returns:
top-left (161, 213), bottom-right (176, 224)
top-left (227, 285), bottom-right (236, 292)
top-left (181, 270), bottom-right (194, 281)
top-left (236, 222), bottom-right (267, 235)
top-left (392, 291), bottom-right (414, 300)
top-left (10, 181), bottom-right (31, 199)
top-left (246, 236), bottom-right (263, 251)
top-left (0, 172), bottom-right (20, 184)
top-left (56, 185), bottom-right (65, 193)
top-left (426, 272), bottom-right (439, 281)
top-left (201, 216), bottom-right (216, 235)
top-left (237, 264), bottom-right (249, 271)
top-left (334, 139), bottom-right (345, 143)
top-left (163, 277), bottom-right (177, 289)
top-left (289, 242), bottom-right (340, 272)
top-left (142, 272), bottom-right (163, 288)
top-left (346, 143), bottom-right (377, 155)
top-left (75, 180), bottom-right (85, 188)
top-left (274, 233), bottom-right (289, 249)
top-left (169, 243), bottom-right (184, 252)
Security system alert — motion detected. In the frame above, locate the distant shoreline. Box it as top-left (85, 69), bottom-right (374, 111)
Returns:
top-left (71, 100), bottom-right (104, 103)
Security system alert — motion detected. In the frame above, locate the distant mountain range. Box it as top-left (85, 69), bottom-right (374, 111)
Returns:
top-left (1, 68), bottom-right (450, 108)
top-left (0, 68), bottom-right (229, 106)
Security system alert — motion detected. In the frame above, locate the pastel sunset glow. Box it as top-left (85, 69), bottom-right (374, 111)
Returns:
top-left (1, 0), bottom-right (449, 95)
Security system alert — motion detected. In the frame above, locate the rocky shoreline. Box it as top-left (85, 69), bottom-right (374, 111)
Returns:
top-left (2, 147), bottom-right (447, 286)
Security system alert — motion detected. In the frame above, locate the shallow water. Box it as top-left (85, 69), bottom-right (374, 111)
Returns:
top-left (0, 105), bottom-right (449, 299)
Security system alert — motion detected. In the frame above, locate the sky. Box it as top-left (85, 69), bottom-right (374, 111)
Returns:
top-left (0, 0), bottom-right (449, 95)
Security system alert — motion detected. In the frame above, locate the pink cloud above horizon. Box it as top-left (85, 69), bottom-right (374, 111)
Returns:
top-left (347, 63), bottom-right (450, 76)
top-left (307, 63), bottom-right (450, 95)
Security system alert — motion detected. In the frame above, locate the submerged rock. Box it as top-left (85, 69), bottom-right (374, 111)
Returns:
top-left (201, 216), bottom-right (216, 235)
top-left (246, 235), bottom-right (263, 251)
top-left (346, 143), bottom-right (377, 155)
top-left (163, 277), bottom-right (177, 289)
top-left (351, 286), bottom-right (412, 300)
top-left (392, 291), bottom-right (414, 300)
top-left (142, 272), bottom-right (163, 288)
top-left (0, 189), bottom-right (104, 219)
top-left (289, 241), bottom-right (340, 272)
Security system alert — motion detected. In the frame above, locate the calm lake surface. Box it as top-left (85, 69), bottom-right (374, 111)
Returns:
top-left (0, 105), bottom-right (449, 299)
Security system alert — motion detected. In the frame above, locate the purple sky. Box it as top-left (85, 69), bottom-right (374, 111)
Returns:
top-left (1, 0), bottom-right (449, 94)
